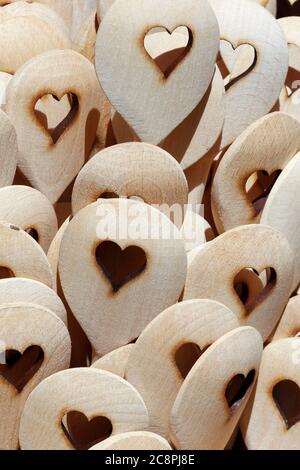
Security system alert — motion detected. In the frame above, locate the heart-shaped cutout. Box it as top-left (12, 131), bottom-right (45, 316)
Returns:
top-left (34, 93), bottom-right (79, 144)
top-left (175, 342), bottom-right (210, 380)
top-left (234, 267), bottom-right (277, 315)
top-left (95, 241), bottom-right (147, 293)
top-left (272, 380), bottom-right (300, 430)
top-left (219, 41), bottom-right (256, 91)
top-left (0, 266), bottom-right (15, 280)
top-left (277, 0), bottom-right (300, 17)
top-left (62, 411), bottom-right (113, 450)
top-left (0, 345), bottom-right (44, 392)
top-left (144, 26), bottom-right (192, 78)
top-left (225, 369), bottom-right (256, 412)
top-left (246, 170), bottom-right (282, 214)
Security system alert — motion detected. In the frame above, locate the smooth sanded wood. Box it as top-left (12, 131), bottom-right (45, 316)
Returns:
top-left (0, 303), bottom-right (71, 449)
top-left (0, 221), bottom-right (54, 289)
top-left (0, 278), bottom-right (67, 324)
top-left (95, 0), bottom-right (219, 144)
top-left (126, 299), bottom-right (239, 438)
top-left (90, 431), bottom-right (172, 450)
top-left (273, 296), bottom-right (300, 340)
top-left (92, 344), bottom-right (134, 378)
top-left (261, 152), bottom-right (300, 291)
top-left (72, 142), bottom-right (188, 227)
top-left (210, 0), bottom-right (288, 148)
top-left (59, 199), bottom-right (187, 356)
top-left (183, 224), bottom-right (294, 341)
top-left (5, 49), bottom-right (105, 203)
top-left (170, 327), bottom-right (263, 450)
top-left (0, 109), bottom-right (17, 187)
top-left (212, 113), bottom-right (300, 233)
top-left (241, 338), bottom-right (300, 450)
top-left (19, 368), bottom-right (149, 450)
top-left (0, 185), bottom-right (57, 252)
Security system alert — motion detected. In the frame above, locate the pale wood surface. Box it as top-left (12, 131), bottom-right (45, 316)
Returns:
top-left (92, 344), bottom-right (134, 378)
top-left (273, 295), bottom-right (300, 340)
top-left (180, 211), bottom-right (214, 253)
top-left (6, 49), bottom-right (103, 203)
top-left (0, 14), bottom-right (71, 75)
top-left (72, 142), bottom-right (188, 227)
top-left (183, 224), bottom-right (294, 341)
top-left (0, 1), bottom-right (69, 35)
top-left (95, 0), bottom-right (219, 144)
top-left (59, 199), bottom-right (187, 356)
top-left (261, 152), bottom-right (300, 291)
top-left (210, 0), bottom-right (288, 148)
top-left (0, 1), bottom-right (74, 29)
top-left (0, 303), bottom-right (71, 449)
top-left (47, 218), bottom-right (70, 290)
top-left (90, 431), bottom-right (172, 450)
top-left (242, 338), bottom-right (300, 450)
top-left (19, 368), bottom-right (148, 450)
top-left (0, 72), bottom-right (12, 108)
top-left (74, 9), bottom-right (97, 63)
top-left (170, 327), bottom-right (263, 450)
top-left (0, 185), bottom-right (57, 252)
top-left (0, 221), bottom-right (54, 289)
top-left (211, 113), bottom-right (300, 233)
top-left (0, 278), bottom-right (67, 324)
top-left (0, 109), bottom-right (17, 187)
top-left (126, 299), bottom-right (239, 438)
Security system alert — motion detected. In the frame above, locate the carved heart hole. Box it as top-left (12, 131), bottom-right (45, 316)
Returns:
top-left (62, 411), bottom-right (113, 450)
top-left (25, 227), bottom-right (39, 243)
top-left (34, 93), bottom-right (79, 144)
top-left (97, 192), bottom-right (145, 203)
top-left (0, 345), bottom-right (44, 392)
top-left (273, 380), bottom-right (300, 430)
top-left (0, 266), bottom-right (15, 280)
top-left (234, 267), bottom-right (277, 315)
top-left (144, 26), bottom-right (193, 78)
top-left (175, 342), bottom-right (210, 380)
top-left (246, 170), bottom-right (282, 215)
top-left (218, 41), bottom-right (257, 91)
top-left (225, 369), bottom-right (256, 413)
top-left (95, 241), bottom-right (147, 293)
top-left (277, 0), bottom-right (300, 18)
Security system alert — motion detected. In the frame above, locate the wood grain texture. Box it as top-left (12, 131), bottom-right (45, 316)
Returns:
top-left (278, 17), bottom-right (300, 121)
top-left (261, 152), bottom-right (300, 290)
top-left (0, 303), bottom-right (71, 449)
top-left (0, 221), bottom-right (54, 289)
top-left (273, 295), bottom-right (300, 340)
top-left (59, 199), bottom-right (187, 356)
top-left (0, 109), bottom-right (17, 187)
top-left (183, 224), bottom-right (294, 341)
top-left (0, 278), bottom-right (67, 325)
top-left (95, 0), bottom-right (219, 144)
top-left (180, 211), bottom-right (214, 253)
top-left (242, 338), bottom-right (300, 450)
top-left (0, 0), bottom-right (73, 29)
top-left (92, 344), bottom-right (134, 378)
top-left (47, 218), bottom-right (70, 290)
top-left (170, 327), bottom-right (263, 449)
top-left (72, 142), bottom-right (188, 227)
top-left (19, 368), bottom-right (148, 450)
top-left (0, 185), bottom-right (57, 252)
top-left (0, 1), bottom-right (69, 36)
top-left (210, 0), bottom-right (288, 148)
top-left (126, 299), bottom-right (239, 438)
top-left (5, 49), bottom-right (103, 203)
top-left (90, 431), bottom-right (171, 450)
top-left (0, 14), bottom-right (71, 75)
top-left (74, 9), bottom-right (98, 63)
top-left (212, 113), bottom-right (300, 233)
